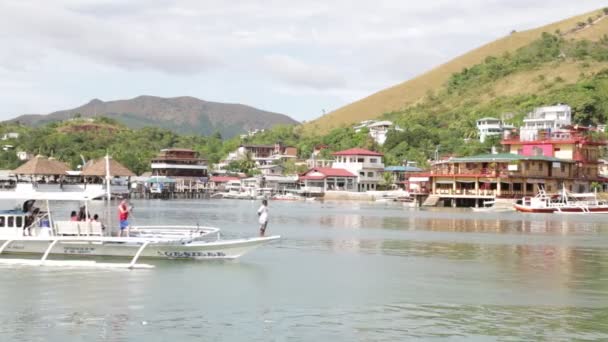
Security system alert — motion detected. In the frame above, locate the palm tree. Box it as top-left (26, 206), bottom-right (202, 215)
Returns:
top-left (381, 171), bottom-right (395, 190)
top-left (238, 151), bottom-right (256, 174)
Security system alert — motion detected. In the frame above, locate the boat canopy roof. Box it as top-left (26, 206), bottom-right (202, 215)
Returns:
top-left (0, 190), bottom-right (106, 202)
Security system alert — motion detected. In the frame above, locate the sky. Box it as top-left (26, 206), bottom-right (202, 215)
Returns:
top-left (0, 1), bottom-right (607, 123)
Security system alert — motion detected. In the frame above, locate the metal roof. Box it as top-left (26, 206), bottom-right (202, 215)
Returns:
top-left (440, 153), bottom-right (575, 164)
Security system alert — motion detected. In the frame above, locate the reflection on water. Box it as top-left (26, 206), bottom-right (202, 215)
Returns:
top-left (1, 199), bottom-right (608, 341)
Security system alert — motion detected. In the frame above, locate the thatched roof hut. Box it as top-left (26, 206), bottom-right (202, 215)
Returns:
top-left (12, 155), bottom-right (70, 175)
top-left (81, 157), bottom-right (135, 177)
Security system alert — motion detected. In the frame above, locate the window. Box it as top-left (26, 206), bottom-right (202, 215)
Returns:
top-left (368, 172), bottom-right (374, 177)
top-left (539, 163), bottom-right (543, 171)
top-left (370, 158), bottom-right (377, 163)
top-left (359, 172), bottom-right (365, 176)
top-left (357, 158), bottom-right (364, 163)
top-left (8, 217), bottom-right (14, 227)
top-left (560, 164), bottom-right (566, 173)
top-left (16, 217), bottom-right (22, 227)
top-left (0, 217), bottom-right (4, 227)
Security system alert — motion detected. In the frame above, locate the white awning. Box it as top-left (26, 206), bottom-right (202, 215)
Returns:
top-left (456, 180), bottom-right (476, 183)
top-left (435, 180), bottom-right (454, 184)
top-left (0, 190), bottom-right (106, 201)
top-left (409, 177), bottom-right (429, 182)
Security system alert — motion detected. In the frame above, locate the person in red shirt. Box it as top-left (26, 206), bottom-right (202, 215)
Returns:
top-left (118, 199), bottom-right (130, 237)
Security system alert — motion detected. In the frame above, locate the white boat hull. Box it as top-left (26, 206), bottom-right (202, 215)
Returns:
top-left (0, 236), bottom-right (280, 260)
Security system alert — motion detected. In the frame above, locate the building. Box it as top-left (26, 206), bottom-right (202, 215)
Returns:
top-left (519, 104), bottom-right (572, 141)
top-left (476, 117), bottom-right (514, 142)
top-left (208, 176), bottom-right (241, 191)
top-left (354, 120), bottom-right (403, 145)
top-left (429, 153), bottom-right (581, 197)
top-left (16, 151), bottom-right (33, 161)
top-left (151, 148), bottom-right (208, 178)
top-left (1, 133), bottom-right (19, 140)
top-left (502, 126), bottom-right (605, 181)
top-left (384, 165), bottom-right (424, 184)
top-left (239, 128), bottom-right (265, 140)
top-left (331, 148), bottom-right (384, 191)
top-left (299, 167), bottom-right (357, 192)
top-left (257, 164), bottom-right (284, 176)
top-left (223, 143), bottom-right (298, 167)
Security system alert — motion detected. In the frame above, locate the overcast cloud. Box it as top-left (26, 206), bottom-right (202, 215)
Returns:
top-left (0, 0), bottom-right (606, 121)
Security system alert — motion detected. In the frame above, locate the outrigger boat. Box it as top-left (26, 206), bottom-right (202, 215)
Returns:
top-left (513, 188), bottom-right (608, 214)
top-left (0, 191), bottom-right (279, 269)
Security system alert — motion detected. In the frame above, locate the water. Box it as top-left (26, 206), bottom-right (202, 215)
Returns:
top-left (1, 199), bottom-right (608, 341)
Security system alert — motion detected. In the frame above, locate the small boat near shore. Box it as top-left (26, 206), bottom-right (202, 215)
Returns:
top-left (513, 188), bottom-right (608, 214)
top-left (0, 191), bottom-right (279, 269)
top-left (471, 200), bottom-right (514, 213)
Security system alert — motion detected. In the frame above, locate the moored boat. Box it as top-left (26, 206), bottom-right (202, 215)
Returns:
top-left (513, 188), bottom-right (608, 214)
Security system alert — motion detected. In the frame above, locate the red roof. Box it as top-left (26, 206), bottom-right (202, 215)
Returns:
top-left (332, 148), bottom-right (383, 156)
top-left (210, 176), bottom-right (240, 183)
top-left (300, 167), bottom-right (356, 180)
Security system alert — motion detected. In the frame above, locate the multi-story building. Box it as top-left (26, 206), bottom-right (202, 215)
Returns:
top-left (331, 148), bottom-right (384, 191)
top-left (476, 117), bottom-right (514, 142)
top-left (151, 148), bottom-right (208, 178)
top-left (519, 104), bottom-right (572, 141)
top-left (428, 153), bottom-right (581, 197)
top-left (502, 126), bottom-right (605, 180)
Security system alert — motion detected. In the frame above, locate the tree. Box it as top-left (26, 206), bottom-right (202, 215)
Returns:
top-left (380, 171), bottom-right (395, 190)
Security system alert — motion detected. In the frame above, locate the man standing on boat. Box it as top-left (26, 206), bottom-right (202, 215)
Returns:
top-left (257, 199), bottom-right (268, 236)
top-left (118, 199), bottom-right (130, 237)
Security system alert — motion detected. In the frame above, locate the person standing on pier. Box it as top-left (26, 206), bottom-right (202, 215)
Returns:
top-left (257, 199), bottom-right (268, 236)
top-left (118, 199), bottom-right (130, 237)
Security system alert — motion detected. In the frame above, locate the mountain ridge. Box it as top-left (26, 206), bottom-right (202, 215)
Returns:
top-left (9, 95), bottom-right (299, 138)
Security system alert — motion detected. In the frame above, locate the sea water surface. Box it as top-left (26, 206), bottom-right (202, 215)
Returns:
top-left (1, 199), bottom-right (608, 341)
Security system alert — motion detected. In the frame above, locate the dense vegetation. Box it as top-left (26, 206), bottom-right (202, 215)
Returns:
top-left (2, 33), bottom-right (608, 174)
top-left (0, 118), bottom-right (240, 175)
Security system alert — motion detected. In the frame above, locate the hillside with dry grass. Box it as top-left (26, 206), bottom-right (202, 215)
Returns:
top-left (303, 8), bottom-right (608, 134)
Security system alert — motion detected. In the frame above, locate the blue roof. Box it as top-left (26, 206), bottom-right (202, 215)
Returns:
top-left (385, 166), bottom-right (423, 172)
top-left (0, 210), bottom-right (26, 215)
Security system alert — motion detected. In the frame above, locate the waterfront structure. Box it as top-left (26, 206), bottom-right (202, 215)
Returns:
top-left (384, 164), bottom-right (424, 185)
top-left (151, 148), bottom-right (208, 178)
top-left (519, 104), bottom-right (572, 141)
top-left (208, 176), bottom-right (241, 191)
top-left (428, 153), bottom-right (580, 198)
top-left (476, 117), bottom-right (514, 142)
top-left (354, 120), bottom-right (403, 145)
top-left (332, 148), bottom-right (384, 191)
top-left (299, 167), bottom-right (356, 192)
top-left (502, 126), bottom-right (605, 181)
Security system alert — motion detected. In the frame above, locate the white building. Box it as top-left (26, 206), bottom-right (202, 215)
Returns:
top-left (476, 117), bottom-right (515, 143)
top-left (16, 151), bottom-right (33, 161)
top-left (519, 104), bottom-right (572, 141)
top-left (1, 133), bottom-right (19, 140)
top-left (331, 148), bottom-right (384, 192)
top-left (257, 164), bottom-right (284, 176)
top-left (354, 120), bottom-right (403, 145)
